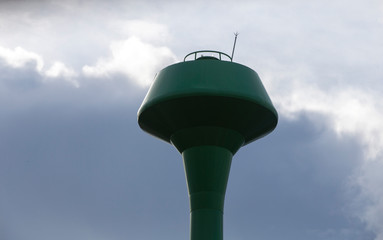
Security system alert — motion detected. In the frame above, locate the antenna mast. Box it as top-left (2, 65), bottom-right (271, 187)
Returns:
top-left (231, 32), bottom-right (239, 61)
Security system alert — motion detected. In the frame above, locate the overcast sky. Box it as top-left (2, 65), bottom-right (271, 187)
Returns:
top-left (1, 0), bottom-right (383, 239)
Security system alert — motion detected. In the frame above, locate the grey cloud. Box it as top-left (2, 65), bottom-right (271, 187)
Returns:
top-left (225, 114), bottom-right (373, 239)
top-left (0, 60), bottom-right (42, 91)
top-left (1, 0), bottom-right (382, 239)
top-left (0, 63), bottom-right (375, 239)
top-left (1, 106), bottom-right (375, 240)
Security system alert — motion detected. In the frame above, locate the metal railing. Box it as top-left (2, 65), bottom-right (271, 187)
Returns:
top-left (184, 50), bottom-right (232, 62)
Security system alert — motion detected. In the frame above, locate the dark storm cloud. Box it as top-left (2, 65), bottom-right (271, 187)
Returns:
top-left (226, 114), bottom-right (374, 239)
top-left (0, 63), bottom-right (183, 240)
top-left (0, 60), bottom-right (42, 91)
top-left (0, 62), bottom-right (375, 240)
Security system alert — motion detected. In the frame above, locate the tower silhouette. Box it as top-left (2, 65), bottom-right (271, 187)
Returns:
top-left (138, 50), bottom-right (278, 240)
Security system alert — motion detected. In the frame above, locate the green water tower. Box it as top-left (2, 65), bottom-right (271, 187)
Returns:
top-left (138, 50), bottom-right (278, 240)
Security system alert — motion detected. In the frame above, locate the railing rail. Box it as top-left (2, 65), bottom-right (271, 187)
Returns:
top-left (184, 50), bottom-right (232, 62)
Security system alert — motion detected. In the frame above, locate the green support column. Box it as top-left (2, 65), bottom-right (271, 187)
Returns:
top-left (171, 126), bottom-right (244, 240)
top-left (183, 145), bottom-right (232, 240)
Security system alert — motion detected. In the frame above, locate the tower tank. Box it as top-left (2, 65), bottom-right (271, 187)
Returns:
top-left (138, 50), bottom-right (278, 240)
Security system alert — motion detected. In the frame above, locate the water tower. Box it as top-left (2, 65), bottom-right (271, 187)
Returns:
top-left (138, 48), bottom-right (278, 240)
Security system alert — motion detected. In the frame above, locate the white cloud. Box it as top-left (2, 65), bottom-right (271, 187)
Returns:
top-left (45, 61), bottom-right (79, 87)
top-left (0, 45), bottom-right (80, 88)
top-left (45, 61), bottom-right (76, 78)
top-left (267, 73), bottom-right (383, 161)
top-left (82, 36), bottom-right (177, 87)
top-left (263, 63), bottom-right (383, 239)
top-left (110, 20), bottom-right (171, 44)
top-left (0, 46), bottom-right (44, 71)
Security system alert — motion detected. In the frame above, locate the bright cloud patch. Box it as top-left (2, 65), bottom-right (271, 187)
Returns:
top-left (0, 45), bottom-right (79, 87)
top-left (0, 46), bottom-right (44, 71)
top-left (82, 37), bottom-right (177, 87)
top-left (110, 20), bottom-right (171, 44)
top-left (271, 79), bottom-right (383, 161)
top-left (45, 61), bottom-right (77, 79)
top-left (45, 61), bottom-right (79, 87)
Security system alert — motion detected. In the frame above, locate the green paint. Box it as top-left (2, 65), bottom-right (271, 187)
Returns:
top-left (138, 51), bottom-right (278, 240)
top-left (184, 145), bottom-right (232, 240)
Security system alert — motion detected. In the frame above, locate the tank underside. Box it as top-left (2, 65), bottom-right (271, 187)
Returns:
top-left (138, 95), bottom-right (277, 146)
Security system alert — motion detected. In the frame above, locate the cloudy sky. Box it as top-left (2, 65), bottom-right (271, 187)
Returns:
top-left (1, 0), bottom-right (383, 239)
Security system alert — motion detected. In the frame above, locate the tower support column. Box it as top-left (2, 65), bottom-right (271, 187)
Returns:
top-left (183, 145), bottom-right (232, 240)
